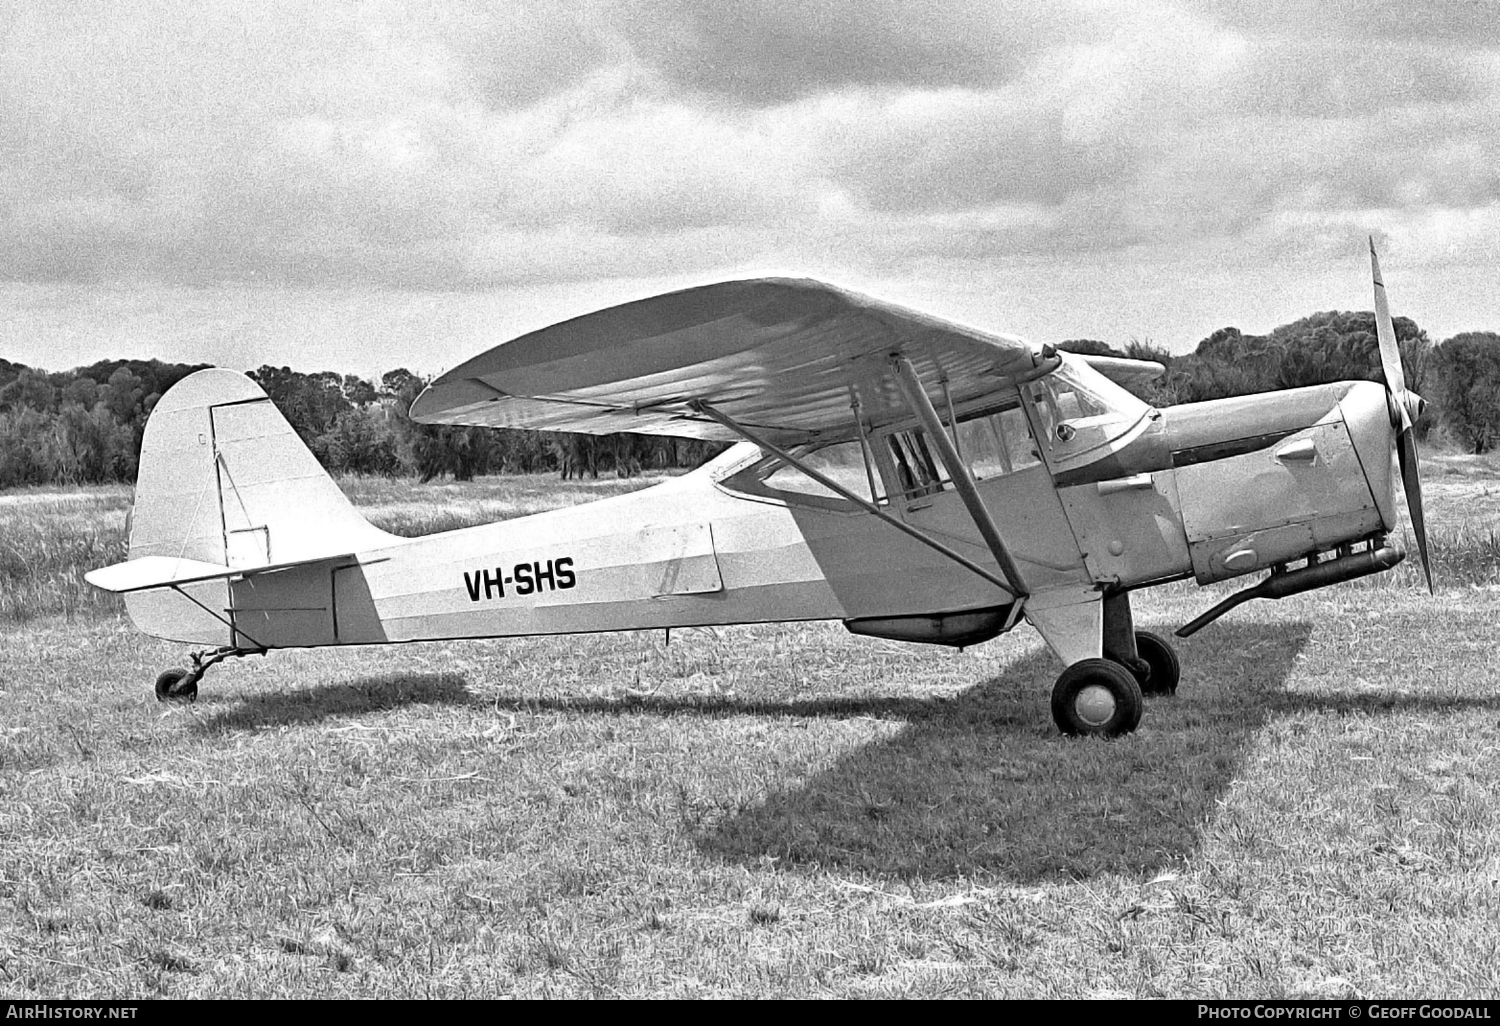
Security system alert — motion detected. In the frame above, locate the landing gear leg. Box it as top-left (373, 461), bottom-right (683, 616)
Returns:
top-left (1101, 590), bottom-right (1150, 680)
top-left (153, 646), bottom-right (260, 704)
top-left (1099, 591), bottom-right (1180, 697)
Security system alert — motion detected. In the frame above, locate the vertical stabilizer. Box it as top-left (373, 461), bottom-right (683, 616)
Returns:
top-left (124, 368), bottom-right (395, 643)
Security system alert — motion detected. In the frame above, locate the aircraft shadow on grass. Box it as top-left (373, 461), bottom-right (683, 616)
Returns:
top-left (735, 617), bottom-right (1500, 884)
top-left (481, 620), bottom-right (1322, 882)
top-left (189, 672), bottom-right (471, 734)
top-left (183, 618), bottom-right (1500, 881)
top-left (693, 620), bottom-right (1322, 882)
top-left (188, 620), bottom-right (1322, 879)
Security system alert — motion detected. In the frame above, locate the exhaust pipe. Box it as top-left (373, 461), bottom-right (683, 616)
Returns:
top-left (1176, 540), bottom-right (1404, 638)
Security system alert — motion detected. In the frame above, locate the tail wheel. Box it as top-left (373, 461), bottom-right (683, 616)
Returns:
top-left (1051, 658), bottom-right (1143, 737)
top-left (154, 668), bottom-right (198, 704)
top-left (1133, 630), bottom-right (1181, 697)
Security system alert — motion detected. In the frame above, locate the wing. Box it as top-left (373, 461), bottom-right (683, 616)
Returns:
top-left (409, 279), bottom-right (1056, 445)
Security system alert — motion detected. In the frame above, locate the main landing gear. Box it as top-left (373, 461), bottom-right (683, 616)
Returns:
top-left (152, 646), bottom-right (261, 704)
top-left (1131, 630), bottom-right (1181, 697)
top-left (1049, 593), bottom-right (1181, 737)
top-left (1051, 658), bottom-right (1143, 737)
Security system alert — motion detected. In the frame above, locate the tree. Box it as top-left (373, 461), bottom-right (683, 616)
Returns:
top-left (1269, 310), bottom-right (1432, 411)
top-left (341, 374), bottom-right (379, 407)
top-left (319, 405), bottom-right (401, 475)
top-left (0, 358), bottom-right (27, 391)
top-left (0, 367), bottom-right (57, 413)
top-left (61, 376), bottom-right (99, 408)
top-left (380, 368), bottom-right (424, 403)
top-left (1433, 332), bottom-right (1500, 453)
top-left (249, 365), bottom-right (353, 442)
top-left (0, 407), bottom-right (66, 486)
top-left (101, 366), bottom-right (146, 423)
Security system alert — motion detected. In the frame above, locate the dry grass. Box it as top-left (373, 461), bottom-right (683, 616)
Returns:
top-left (0, 486), bottom-right (132, 623)
top-left (3, 588), bottom-right (1500, 997)
top-left (1415, 450), bottom-right (1500, 535)
top-left (4, 455), bottom-right (1500, 996)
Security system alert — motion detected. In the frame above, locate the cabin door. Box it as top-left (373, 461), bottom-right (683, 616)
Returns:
top-left (876, 413), bottom-right (1089, 592)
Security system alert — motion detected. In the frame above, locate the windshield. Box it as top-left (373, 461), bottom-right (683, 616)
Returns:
top-left (1028, 356), bottom-right (1151, 462)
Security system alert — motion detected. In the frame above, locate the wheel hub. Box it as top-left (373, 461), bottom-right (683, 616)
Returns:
top-left (1074, 684), bottom-right (1117, 727)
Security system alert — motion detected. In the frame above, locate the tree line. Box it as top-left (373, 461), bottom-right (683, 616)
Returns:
top-left (1061, 312), bottom-right (1500, 453)
top-left (4, 312), bottom-right (1500, 489)
top-left (0, 359), bottom-right (726, 488)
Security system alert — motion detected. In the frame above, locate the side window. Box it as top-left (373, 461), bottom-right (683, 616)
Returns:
top-left (762, 440), bottom-right (884, 504)
top-left (885, 429), bottom-right (951, 498)
top-left (956, 406), bottom-right (1042, 481)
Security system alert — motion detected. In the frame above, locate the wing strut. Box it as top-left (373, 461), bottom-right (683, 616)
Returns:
top-left (890, 356), bottom-right (1031, 598)
top-left (690, 401), bottom-right (1017, 596)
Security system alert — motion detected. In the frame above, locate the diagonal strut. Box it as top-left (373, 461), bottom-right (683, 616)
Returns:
top-left (689, 400), bottom-right (1018, 596)
top-left (890, 355), bottom-right (1030, 598)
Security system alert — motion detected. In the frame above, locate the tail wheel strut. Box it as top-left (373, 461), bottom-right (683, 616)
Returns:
top-left (152, 646), bottom-right (262, 704)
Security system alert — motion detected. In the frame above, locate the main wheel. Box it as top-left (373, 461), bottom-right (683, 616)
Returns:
top-left (1051, 658), bottom-right (1143, 737)
top-left (154, 668), bottom-right (198, 704)
top-left (1133, 630), bottom-right (1180, 696)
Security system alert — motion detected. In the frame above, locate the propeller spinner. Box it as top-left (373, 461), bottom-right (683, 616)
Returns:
top-left (1369, 238), bottom-right (1434, 593)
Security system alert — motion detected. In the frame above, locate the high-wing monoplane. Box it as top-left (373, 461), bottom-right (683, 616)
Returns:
top-left (89, 243), bottom-right (1431, 736)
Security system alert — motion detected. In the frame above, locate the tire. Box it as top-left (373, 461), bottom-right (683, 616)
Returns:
top-left (154, 668), bottom-right (198, 704)
top-left (1051, 658), bottom-right (1143, 737)
top-left (1133, 630), bottom-right (1180, 696)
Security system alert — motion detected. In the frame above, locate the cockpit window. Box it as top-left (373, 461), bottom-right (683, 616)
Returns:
top-left (957, 404), bottom-right (1042, 481)
top-left (723, 356), bottom-right (1150, 508)
top-left (885, 429), bottom-right (952, 498)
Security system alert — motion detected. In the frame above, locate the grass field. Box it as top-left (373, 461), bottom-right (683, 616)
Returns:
top-left (3, 458), bottom-right (1500, 997)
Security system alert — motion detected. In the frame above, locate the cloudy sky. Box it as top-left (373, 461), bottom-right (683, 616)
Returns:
top-left (2, 0), bottom-right (1497, 376)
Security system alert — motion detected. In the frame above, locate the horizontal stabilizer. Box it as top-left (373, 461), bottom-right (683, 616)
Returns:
top-left (86, 553), bottom-right (352, 594)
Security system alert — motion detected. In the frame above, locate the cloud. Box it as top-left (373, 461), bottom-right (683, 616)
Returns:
top-left (1196, 0), bottom-right (1500, 47)
top-left (0, 0), bottom-right (1497, 293)
top-left (609, 0), bottom-right (1103, 104)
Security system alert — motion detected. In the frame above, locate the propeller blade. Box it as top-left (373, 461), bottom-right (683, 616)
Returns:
top-left (1369, 237), bottom-right (1407, 399)
top-left (1396, 418), bottom-right (1434, 594)
top-left (1371, 238), bottom-right (1432, 593)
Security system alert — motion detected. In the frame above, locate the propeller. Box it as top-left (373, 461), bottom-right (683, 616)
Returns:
top-left (1369, 237), bottom-right (1433, 593)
